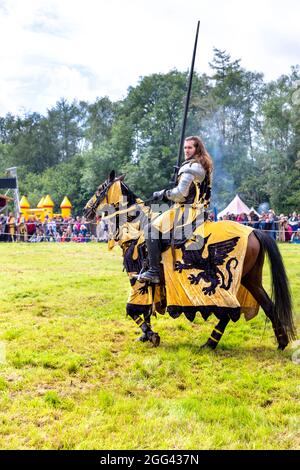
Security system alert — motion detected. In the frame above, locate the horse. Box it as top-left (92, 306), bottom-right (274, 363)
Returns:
top-left (83, 170), bottom-right (296, 350)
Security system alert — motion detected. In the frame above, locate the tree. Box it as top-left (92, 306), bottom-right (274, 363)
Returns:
top-left (20, 156), bottom-right (84, 214)
top-left (256, 67), bottom-right (300, 211)
top-left (84, 97), bottom-right (118, 147)
top-left (207, 49), bottom-right (265, 208)
top-left (112, 70), bottom-right (207, 192)
top-left (80, 144), bottom-right (117, 200)
top-left (46, 98), bottom-right (83, 163)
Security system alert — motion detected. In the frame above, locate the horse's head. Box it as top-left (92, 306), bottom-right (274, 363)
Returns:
top-left (83, 170), bottom-right (138, 221)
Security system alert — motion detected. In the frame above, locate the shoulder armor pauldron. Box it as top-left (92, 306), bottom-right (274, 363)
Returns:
top-left (178, 160), bottom-right (205, 180)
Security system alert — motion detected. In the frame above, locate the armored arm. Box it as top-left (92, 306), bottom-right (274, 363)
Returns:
top-left (165, 172), bottom-right (195, 203)
top-left (165, 162), bottom-right (206, 203)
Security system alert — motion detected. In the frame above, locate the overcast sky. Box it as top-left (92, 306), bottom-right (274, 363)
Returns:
top-left (0, 0), bottom-right (299, 116)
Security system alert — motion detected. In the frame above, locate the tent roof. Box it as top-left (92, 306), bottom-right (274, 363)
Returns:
top-left (218, 194), bottom-right (251, 218)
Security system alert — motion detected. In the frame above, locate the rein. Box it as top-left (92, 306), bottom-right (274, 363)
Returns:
top-left (102, 203), bottom-right (139, 221)
top-left (102, 201), bottom-right (150, 221)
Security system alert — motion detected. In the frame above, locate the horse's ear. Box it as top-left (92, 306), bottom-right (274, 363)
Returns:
top-left (108, 170), bottom-right (115, 182)
top-left (119, 174), bottom-right (126, 182)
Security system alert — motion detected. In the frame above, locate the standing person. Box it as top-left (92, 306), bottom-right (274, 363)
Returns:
top-left (96, 215), bottom-right (108, 242)
top-left (0, 214), bottom-right (6, 242)
top-left (248, 210), bottom-right (259, 229)
top-left (139, 135), bottom-right (213, 283)
top-left (289, 211), bottom-right (299, 233)
top-left (26, 216), bottom-right (37, 241)
top-left (268, 209), bottom-right (277, 240)
top-left (278, 214), bottom-right (286, 242)
top-left (73, 216), bottom-right (82, 236)
top-left (285, 217), bottom-right (293, 242)
top-left (291, 228), bottom-right (300, 243)
top-left (17, 215), bottom-right (28, 242)
top-left (7, 212), bottom-right (16, 242)
top-left (237, 212), bottom-right (248, 225)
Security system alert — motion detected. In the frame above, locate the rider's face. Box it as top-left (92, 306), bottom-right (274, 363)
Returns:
top-left (184, 140), bottom-right (196, 160)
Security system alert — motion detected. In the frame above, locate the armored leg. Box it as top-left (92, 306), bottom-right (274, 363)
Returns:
top-left (139, 226), bottom-right (162, 284)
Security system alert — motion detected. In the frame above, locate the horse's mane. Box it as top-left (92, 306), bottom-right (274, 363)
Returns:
top-left (84, 174), bottom-right (147, 231)
top-left (120, 181), bottom-right (139, 207)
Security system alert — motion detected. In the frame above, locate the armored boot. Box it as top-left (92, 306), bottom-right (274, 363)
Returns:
top-left (139, 238), bottom-right (161, 284)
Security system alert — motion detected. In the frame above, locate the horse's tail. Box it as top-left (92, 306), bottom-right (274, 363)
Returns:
top-left (254, 229), bottom-right (297, 341)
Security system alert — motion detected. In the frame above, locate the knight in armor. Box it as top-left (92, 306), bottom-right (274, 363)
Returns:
top-left (139, 135), bottom-right (213, 283)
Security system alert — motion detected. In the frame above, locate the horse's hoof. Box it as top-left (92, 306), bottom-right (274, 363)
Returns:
top-left (199, 341), bottom-right (217, 351)
top-left (148, 332), bottom-right (160, 347)
top-left (137, 333), bottom-right (149, 343)
top-left (277, 336), bottom-right (288, 350)
top-left (275, 330), bottom-right (289, 351)
top-left (277, 343), bottom-right (288, 351)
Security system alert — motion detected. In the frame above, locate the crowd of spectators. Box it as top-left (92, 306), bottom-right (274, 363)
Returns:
top-left (216, 210), bottom-right (300, 243)
top-left (1, 209), bottom-right (299, 244)
top-left (0, 213), bottom-right (108, 243)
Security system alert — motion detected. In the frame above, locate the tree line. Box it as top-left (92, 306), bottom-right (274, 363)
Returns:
top-left (0, 49), bottom-right (299, 215)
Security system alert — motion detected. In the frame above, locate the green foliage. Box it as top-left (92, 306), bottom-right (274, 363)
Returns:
top-left (44, 391), bottom-right (61, 407)
top-left (20, 156), bottom-right (84, 213)
top-left (80, 145), bottom-right (120, 199)
top-left (85, 97), bottom-right (118, 147)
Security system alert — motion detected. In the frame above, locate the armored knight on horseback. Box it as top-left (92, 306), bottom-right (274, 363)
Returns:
top-left (83, 20), bottom-right (296, 349)
top-left (139, 135), bottom-right (213, 284)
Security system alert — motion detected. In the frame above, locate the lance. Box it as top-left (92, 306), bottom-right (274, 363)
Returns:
top-left (171, 20), bottom-right (200, 185)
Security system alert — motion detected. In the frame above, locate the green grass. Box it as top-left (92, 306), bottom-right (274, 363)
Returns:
top-left (0, 242), bottom-right (300, 450)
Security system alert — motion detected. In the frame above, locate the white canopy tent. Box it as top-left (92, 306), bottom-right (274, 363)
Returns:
top-left (218, 194), bottom-right (252, 219)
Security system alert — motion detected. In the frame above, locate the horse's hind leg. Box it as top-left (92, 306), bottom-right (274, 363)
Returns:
top-left (241, 263), bottom-right (288, 350)
top-left (200, 314), bottom-right (231, 350)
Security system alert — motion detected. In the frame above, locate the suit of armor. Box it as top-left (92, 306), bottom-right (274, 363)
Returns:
top-left (165, 159), bottom-right (206, 203)
top-left (139, 158), bottom-right (211, 284)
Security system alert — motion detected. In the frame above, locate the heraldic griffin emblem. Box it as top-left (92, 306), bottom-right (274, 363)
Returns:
top-left (174, 234), bottom-right (240, 296)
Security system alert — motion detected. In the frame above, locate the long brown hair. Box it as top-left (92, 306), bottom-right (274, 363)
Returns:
top-left (185, 136), bottom-right (213, 174)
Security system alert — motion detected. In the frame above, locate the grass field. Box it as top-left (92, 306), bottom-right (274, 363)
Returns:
top-left (0, 242), bottom-right (300, 450)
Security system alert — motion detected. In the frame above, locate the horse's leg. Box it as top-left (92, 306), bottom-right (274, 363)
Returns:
top-left (241, 233), bottom-right (289, 350)
top-left (200, 314), bottom-right (231, 350)
top-left (141, 308), bottom-right (159, 344)
top-left (242, 271), bottom-right (289, 350)
top-left (126, 305), bottom-right (160, 347)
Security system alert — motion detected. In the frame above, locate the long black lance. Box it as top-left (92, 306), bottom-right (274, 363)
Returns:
top-left (171, 20), bottom-right (200, 185)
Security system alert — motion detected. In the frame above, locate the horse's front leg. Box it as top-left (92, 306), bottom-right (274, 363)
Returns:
top-left (126, 304), bottom-right (160, 347)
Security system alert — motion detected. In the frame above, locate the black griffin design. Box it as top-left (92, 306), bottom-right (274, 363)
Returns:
top-left (138, 284), bottom-right (149, 295)
top-left (129, 276), bottom-right (149, 294)
top-left (175, 234), bottom-right (240, 296)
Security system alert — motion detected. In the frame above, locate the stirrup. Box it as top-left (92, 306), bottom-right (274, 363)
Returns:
top-left (138, 270), bottom-right (161, 284)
